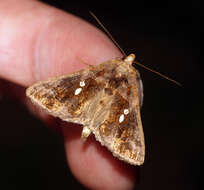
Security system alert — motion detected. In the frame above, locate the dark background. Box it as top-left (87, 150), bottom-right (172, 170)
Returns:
top-left (0, 0), bottom-right (202, 189)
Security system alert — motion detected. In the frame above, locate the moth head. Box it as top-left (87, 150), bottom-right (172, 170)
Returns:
top-left (123, 54), bottom-right (135, 64)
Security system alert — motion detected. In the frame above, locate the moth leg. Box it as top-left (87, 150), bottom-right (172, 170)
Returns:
top-left (81, 126), bottom-right (91, 141)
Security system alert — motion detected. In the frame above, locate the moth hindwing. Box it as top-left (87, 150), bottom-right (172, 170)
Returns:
top-left (26, 54), bottom-right (145, 165)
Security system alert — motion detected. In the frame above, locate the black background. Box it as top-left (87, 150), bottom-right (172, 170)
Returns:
top-left (0, 0), bottom-right (202, 189)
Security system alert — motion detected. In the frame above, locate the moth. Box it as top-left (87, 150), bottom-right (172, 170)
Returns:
top-left (26, 54), bottom-right (145, 165)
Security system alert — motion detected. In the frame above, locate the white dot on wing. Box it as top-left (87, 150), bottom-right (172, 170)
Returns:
top-left (80, 81), bottom-right (85, 87)
top-left (124, 109), bottom-right (129, 115)
top-left (75, 88), bottom-right (82, 95)
top-left (119, 114), bottom-right (125, 123)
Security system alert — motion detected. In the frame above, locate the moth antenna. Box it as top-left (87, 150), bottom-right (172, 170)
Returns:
top-left (89, 11), bottom-right (127, 57)
top-left (133, 61), bottom-right (181, 86)
top-left (90, 12), bottom-right (181, 87)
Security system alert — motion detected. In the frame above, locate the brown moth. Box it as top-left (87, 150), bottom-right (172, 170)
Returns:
top-left (26, 54), bottom-right (145, 165)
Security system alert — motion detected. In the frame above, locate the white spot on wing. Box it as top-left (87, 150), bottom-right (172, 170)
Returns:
top-left (119, 114), bottom-right (125, 123)
top-left (75, 88), bottom-right (82, 95)
top-left (124, 109), bottom-right (129, 115)
top-left (80, 81), bottom-right (85, 87)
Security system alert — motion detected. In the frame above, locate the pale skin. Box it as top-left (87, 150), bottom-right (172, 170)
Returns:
top-left (0, 0), bottom-right (139, 189)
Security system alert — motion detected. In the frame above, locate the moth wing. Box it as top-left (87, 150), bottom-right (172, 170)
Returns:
top-left (89, 71), bottom-right (145, 165)
top-left (26, 68), bottom-right (105, 125)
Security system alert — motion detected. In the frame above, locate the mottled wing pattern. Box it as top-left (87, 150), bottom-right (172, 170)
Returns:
top-left (95, 91), bottom-right (145, 165)
top-left (26, 57), bottom-right (145, 165)
top-left (88, 61), bottom-right (145, 165)
top-left (26, 70), bottom-right (105, 125)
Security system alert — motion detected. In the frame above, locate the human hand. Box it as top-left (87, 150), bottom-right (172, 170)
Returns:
top-left (0, 0), bottom-right (139, 189)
